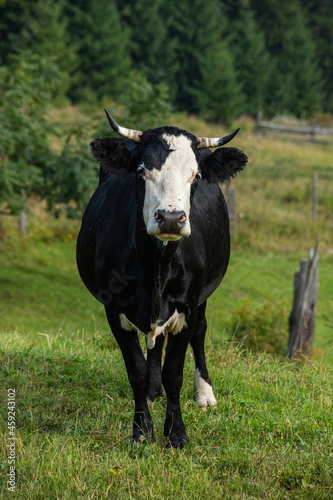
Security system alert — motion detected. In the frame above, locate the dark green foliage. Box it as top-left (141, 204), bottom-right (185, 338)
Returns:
top-left (272, 10), bottom-right (322, 117)
top-left (0, 53), bottom-right (60, 213)
top-left (0, 53), bottom-right (97, 215)
top-left (0, 0), bottom-right (78, 102)
top-left (117, 72), bottom-right (172, 130)
top-left (229, 4), bottom-right (269, 116)
top-left (1, 0), bottom-right (332, 215)
top-left (41, 125), bottom-right (97, 216)
top-left (65, 0), bottom-right (132, 102)
top-left (305, 0), bottom-right (333, 112)
top-left (249, 0), bottom-right (323, 117)
top-left (119, 0), bottom-right (168, 84)
top-left (161, 0), bottom-right (244, 122)
top-left (228, 299), bottom-right (289, 356)
top-left (202, 42), bottom-right (245, 124)
top-left (1, 0), bottom-right (332, 121)
top-left (0, 0), bottom-right (33, 62)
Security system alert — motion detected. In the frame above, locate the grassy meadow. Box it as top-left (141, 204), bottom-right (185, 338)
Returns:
top-left (1, 110), bottom-right (333, 498)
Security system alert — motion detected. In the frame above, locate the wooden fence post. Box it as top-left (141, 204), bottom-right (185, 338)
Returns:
top-left (312, 173), bottom-right (318, 219)
top-left (287, 245), bottom-right (319, 359)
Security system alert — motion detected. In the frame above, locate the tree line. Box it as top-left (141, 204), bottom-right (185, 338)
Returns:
top-left (1, 0), bottom-right (332, 120)
top-left (0, 0), bottom-right (332, 217)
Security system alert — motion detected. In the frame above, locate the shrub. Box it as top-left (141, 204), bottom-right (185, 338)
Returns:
top-left (228, 298), bottom-right (289, 356)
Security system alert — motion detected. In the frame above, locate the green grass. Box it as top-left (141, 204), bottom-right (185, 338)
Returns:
top-left (0, 238), bottom-right (105, 336)
top-left (1, 330), bottom-right (333, 499)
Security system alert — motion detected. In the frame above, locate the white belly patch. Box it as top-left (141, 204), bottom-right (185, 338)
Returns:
top-left (119, 314), bottom-right (145, 336)
top-left (119, 310), bottom-right (187, 350)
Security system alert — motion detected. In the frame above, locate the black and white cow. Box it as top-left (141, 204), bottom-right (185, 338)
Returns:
top-left (76, 110), bottom-right (247, 448)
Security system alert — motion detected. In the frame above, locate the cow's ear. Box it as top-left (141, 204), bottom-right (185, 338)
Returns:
top-left (90, 137), bottom-right (132, 174)
top-left (201, 147), bottom-right (248, 183)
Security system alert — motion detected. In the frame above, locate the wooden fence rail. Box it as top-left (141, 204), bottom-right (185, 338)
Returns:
top-left (256, 116), bottom-right (333, 141)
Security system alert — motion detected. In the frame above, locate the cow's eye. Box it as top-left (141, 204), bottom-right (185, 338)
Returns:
top-left (136, 166), bottom-right (146, 181)
top-left (189, 170), bottom-right (201, 183)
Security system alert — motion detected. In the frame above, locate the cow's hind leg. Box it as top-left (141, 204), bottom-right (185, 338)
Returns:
top-left (190, 301), bottom-right (217, 408)
top-left (105, 309), bottom-right (154, 442)
top-left (162, 323), bottom-right (194, 449)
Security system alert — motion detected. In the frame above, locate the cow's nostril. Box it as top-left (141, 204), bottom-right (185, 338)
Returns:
top-left (155, 210), bottom-right (166, 225)
top-left (178, 213), bottom-right (186, 224)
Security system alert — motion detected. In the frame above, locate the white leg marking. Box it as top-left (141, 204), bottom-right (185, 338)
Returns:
top-left (194, 368), bottom-right (217, 408)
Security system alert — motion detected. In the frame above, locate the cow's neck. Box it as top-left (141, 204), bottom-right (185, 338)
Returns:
top-left (132, 209), bottom-right (185, 327)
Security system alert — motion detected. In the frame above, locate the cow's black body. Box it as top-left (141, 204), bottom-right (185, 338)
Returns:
top-left (77, 126), bottom-right (247, 448)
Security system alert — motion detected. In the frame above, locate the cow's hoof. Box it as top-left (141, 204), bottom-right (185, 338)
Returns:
top-left (196, 395), bottom-right (217, 408)
top-left (132, 419), bottom-right (155, 443)
top-left (148, 386), bottom-right (165, 402)
top-left (131, 433), bottom-right (145, 445)
top-left (164, 434), bottom-right (189, 449)
top-left (131, 432), bottom-right (156, 444)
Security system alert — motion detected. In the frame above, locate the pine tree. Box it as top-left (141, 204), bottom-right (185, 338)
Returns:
top-left (24, 0), bottom-right (78, 100)
top-left (273, 9), bottom-right (322, 117)
top-left (0, 0), bottom-right (78, 101)
top-left (228, 2), bottom-right (270, 116)
top-left (250, 0), bottom-right (322, 117)
top-left (65, 0), bottom-right (132, 102)
top-left (201, 42), bottom-right (245, 124)
top-left (161, 0), bottom-right (203, 112)
top-left (0, 0), bottom-right (32, 62)
top-left (249, 0), bottom-right (298, 56)
top-left (161, 0), bottom-right (244, 122)
top-left (305, 0), bottom-right (333, 112)
top-left (118, 0), bottom-right (167, 84)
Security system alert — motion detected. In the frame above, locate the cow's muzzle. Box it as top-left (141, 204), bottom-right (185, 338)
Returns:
top-left (153, 209), bottom-right (188, 240)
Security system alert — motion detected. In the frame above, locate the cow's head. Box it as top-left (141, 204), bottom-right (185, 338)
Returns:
top-left (90, 109), bottom-right (248, 242)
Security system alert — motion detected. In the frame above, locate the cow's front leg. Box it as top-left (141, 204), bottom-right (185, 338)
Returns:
top-left (105, 310), bottom-right (154, 442)
top-left (162, 326), bottom-right (193, 449)
top-left (190, 301), bottom-right (217, 408)
top-left (147, 333), bottom-right (164, 402)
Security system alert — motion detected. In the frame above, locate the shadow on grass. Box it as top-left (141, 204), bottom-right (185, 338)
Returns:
top-left (0, 346), bottom-right (132, 440)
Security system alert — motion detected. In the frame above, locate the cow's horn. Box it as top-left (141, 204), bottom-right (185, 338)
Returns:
top-left (104, 108), bottom-right (142, 142)
top-left (196, 128), bottom-right (240, 149)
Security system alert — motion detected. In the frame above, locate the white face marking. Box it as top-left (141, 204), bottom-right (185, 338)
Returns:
top-left (143, 134), bottom-right (199, 241)
top-left (194, 368), bottom-right (217, 408)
